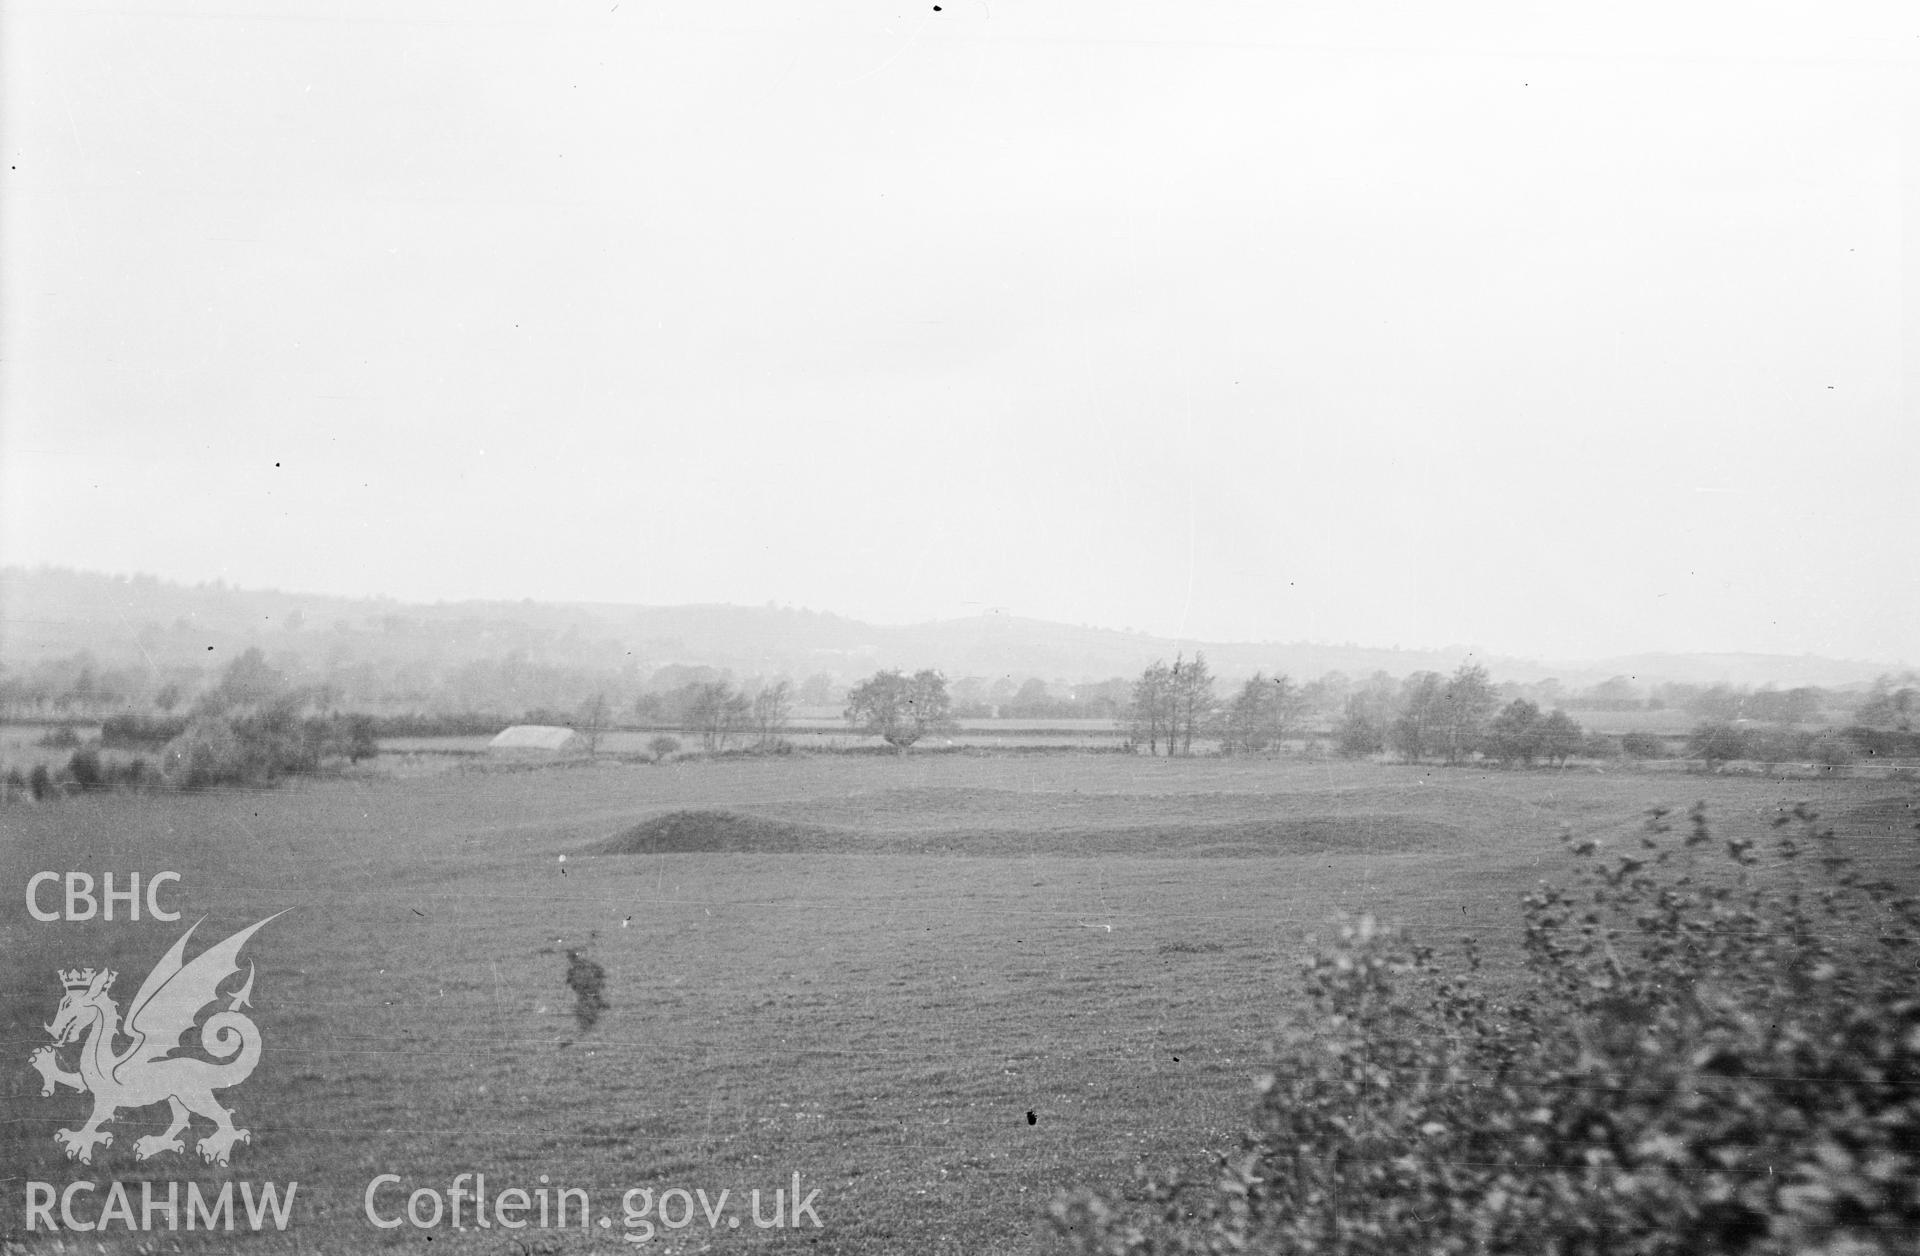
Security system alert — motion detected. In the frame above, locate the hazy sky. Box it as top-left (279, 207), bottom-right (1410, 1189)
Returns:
top-left (3, 1), bottom-right (1914, 663)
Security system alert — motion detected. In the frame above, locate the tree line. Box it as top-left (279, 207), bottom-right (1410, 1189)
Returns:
top-left (9, 642), bottom-right (1911, 739)
top-left (11, 647), bottom-right (1917, 789)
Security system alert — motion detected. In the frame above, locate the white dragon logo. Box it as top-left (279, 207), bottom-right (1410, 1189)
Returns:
top-left (29, 914), bottom-right (283, 1167)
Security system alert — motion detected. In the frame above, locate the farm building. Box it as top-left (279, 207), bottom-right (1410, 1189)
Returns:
top-left (486, 725), bottom-right (587, 758)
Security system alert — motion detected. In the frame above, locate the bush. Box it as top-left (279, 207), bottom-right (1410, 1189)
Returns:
top-left (160, 710), bottom-right (379, 788)
top-left (1843, 726), bottom-right (1920, 761)
top-left (1621, 731), bottom-right (1669, 760)
top-left (1746, 725), bottom-right (1811, 773)
top-left (161, 718), bottom-right (248, 789)
top-left (1334, 712), bottom-right (1384, 758)
top-left (65, 746), bottom-right (104, 791)
top-left (27, 764), bottom-right (52, 800)
top-left (1688, 721), bottom-right (1749, 771)
top-left (646, 735), bottom-right (681, 763)
top-left (101, 713), bottom-right (191, 749)
top-left (37, 725), bottom-right (83, 749)
top-left (342, 714), bottom-right (379, 763)
top-left (1582, 732), bottom-right (1624, 761)
top-left (1809, 732), bottom-right (1856, 772)
top-left (1537, 709), bottom-right (1584, 766)
top-left (1048, 804), bottom-right (1920, 1255)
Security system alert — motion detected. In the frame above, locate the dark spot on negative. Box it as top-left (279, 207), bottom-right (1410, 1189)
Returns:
top-left (1026, 1109), bottom-right (1037, 1125)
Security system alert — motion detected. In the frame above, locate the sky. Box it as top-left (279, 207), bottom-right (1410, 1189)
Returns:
top-left (2, 1), bottom-right (1914, 664)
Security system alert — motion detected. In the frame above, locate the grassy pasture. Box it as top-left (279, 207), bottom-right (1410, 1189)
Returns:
top-left (2, 756), bottom-right (1912, 1253)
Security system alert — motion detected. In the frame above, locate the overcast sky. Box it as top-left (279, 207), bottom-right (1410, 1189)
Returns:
top-left (2, 1), bottom-right (1913, 663)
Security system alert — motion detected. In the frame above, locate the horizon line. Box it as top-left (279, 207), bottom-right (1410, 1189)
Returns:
top-left (2, 564), bottom-right (1912, 675)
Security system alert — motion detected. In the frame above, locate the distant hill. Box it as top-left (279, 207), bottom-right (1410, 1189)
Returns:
top-left (0, 567), bottom-right (1901, 695)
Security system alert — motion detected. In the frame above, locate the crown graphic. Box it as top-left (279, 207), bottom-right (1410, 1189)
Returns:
top-left (59, 968), bottom-right (107, 990)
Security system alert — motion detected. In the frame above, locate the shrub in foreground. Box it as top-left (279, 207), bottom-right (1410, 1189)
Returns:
top-left (1049, 804), bottom-right (1920, 1255)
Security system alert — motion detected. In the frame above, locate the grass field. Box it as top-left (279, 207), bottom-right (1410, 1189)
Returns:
top-left (2, 755), bottom-right (1913, 1253)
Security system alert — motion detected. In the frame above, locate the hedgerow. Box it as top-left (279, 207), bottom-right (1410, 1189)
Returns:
top-left (1049, 803), bottom-right (1920, 1255)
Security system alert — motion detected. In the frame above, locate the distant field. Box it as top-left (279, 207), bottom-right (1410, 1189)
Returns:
top-left (1569, 707), bottom-right (1698, 735)
top-left (3, 755), bottom-right (1913, 1252)
top-left (382, 723), bottom-right (1133, 759)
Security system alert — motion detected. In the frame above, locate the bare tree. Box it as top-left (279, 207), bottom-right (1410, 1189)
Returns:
top-left (686, 682), bottom-right (750, 752)
top-left (576, 692), bottom-right (611, 755)
top-left (1129, 660), bottom-right (1175, 755)
top-left (750, 679), bottom-right (793, 749)
top-left (1170, 653), bottom-right (1215, 756)
top-left (1224, 671), bottom-right (1304, 754)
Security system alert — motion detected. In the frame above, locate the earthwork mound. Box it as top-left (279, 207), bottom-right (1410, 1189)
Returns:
top-left (585, 807), bottom-right (1457, 858)
top-left (589, 810), bottom-right (853, 855)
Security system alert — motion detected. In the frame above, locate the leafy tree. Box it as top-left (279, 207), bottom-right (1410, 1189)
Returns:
top-left (1073, 678), bottom-right (1134, 720)
top-left (1299, 671), bottom-right (1351, 724)
top-left (1746, 685), bottom-right (1824, 725)
top-left (1620, 731), bottom-right (1667, 760)
top-left (1010, 677), bottom-right (1053, 713)
top-left (1334, 692), bottom-right (1387, 757)
top-left (1856, 676), bottom-right (1917, 731)
top-left (1576, 674), bottom-right (1644, 710)
top-left (1486, 698), bottom-right (1543, 766)
top-left (844, 669), bottom-right (957, 751)
top-left (343, 714), bottom-right (379, 763)
top-left (1537, 709), bottom-right (1583, 766)
top-left (1436, 663), bottom-right (1498, 765)
top-left (1330, 673), bottom-right (1396, 758)
top-left (646, 734), bottom-right (681, 762)
top-left (1389, 672), bottom-right (1445, 762)
top-left (1745, 725), bottom-right (1807, 776)
top-left (1686, 683), bottom-right (1746, 723)
top-left (1049, 805), bottom-right (1920, 1255)
top-left (66, 746), bottom-right (105, 791)
top-left (200, 647), bottom-right (288, 714)
top-left (1223, 677), bottom-right (1266, 754)
top-left (1688, 721), bottom-right (1748, 772)
top-left (949, 676), bottom-right (992, 716)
